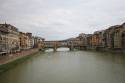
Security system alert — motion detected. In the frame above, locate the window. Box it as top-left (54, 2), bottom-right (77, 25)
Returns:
top-left (0, 36), bottom-right (2, 41)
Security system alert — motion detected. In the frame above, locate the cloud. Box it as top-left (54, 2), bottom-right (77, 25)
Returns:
top-left (0, 0), bottom-right (125, 40)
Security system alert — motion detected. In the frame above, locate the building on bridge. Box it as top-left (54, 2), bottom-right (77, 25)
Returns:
top-left (43, 37), bottom-right (86, 51)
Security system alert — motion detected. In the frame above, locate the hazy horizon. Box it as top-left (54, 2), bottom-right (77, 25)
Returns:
top-left (0, 0), bottom-right (125, 40)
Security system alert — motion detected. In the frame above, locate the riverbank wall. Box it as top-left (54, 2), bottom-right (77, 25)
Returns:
top-left (85, 46), bottom-right (125, 54)
top-left (0, 48), bottom-right (39, 74)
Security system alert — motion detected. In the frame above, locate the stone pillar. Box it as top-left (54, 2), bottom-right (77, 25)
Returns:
top-left (69, 47), bottom-right (72, 51)
top-left (69, 41), bottom-right (74, 51)
top-left (69, 46), bottom-right (74, 51)
top-left (53, 47), bottom-right (57, 52)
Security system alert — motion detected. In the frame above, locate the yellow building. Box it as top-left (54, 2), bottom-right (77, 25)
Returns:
top-left (19, 32), bottom-right (28, 50)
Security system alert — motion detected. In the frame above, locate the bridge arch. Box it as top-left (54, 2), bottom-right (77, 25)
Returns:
top-left (56, 47), bottom-right (70, 51)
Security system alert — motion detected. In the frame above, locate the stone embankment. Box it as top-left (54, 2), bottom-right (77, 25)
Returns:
top-left (0, 48), bottom-right (39, 73)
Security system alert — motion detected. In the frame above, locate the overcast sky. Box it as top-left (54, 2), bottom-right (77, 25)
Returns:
top-left (0, 0), bottom-right (125, 40)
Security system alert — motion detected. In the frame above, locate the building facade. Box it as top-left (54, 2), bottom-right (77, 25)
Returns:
top-left (0, 24), bottom-right (20, 53)
top-left (104, 24), bottom-right (125, 49)
top-left (121, 23), bottom-right (125, 49)
top-left (19, 32), bottom-right (28, 50)
top-left (0, 24), bottom-right (8, 53)
top-left (34, 37), bottom-right (45, 49)
top-left (92, 30), bottom-right (105, 48)
top-left (7, 24), bottom-right (20, 53)
top-left (26, 33), bottom-right (33, 49)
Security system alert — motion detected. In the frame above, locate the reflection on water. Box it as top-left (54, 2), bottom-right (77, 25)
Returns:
top-left (57, 48), bottom-right (69, 51)
top-left (46, 47), bottom-right (69, 52)
top-left (0, 50), bottom-right (125, 83)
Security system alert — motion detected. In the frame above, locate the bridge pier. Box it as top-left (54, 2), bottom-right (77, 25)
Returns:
top-left (53, 47), bottom-right (57, 52)
top-left (69, 46), bottom-right (74, 51)
top-left (39, 48), bottom-right (45, 52)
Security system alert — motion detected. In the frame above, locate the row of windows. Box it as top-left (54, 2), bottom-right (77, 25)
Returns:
top-left (0, 36), bottom-right (7, 41)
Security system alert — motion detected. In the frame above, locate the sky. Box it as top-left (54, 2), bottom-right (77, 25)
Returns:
top-left (0, 0), bottom-right (125, 40)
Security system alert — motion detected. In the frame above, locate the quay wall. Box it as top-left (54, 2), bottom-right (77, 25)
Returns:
top-left (0, 48), bottom-right (39, 74)
top-left (85, 46), bottom-right (125, 54)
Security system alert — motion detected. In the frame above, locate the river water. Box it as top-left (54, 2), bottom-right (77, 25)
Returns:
top-left (0, 48), bottom-right (125, 83)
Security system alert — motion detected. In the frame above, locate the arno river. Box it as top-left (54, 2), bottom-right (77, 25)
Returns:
top-left (0, 48), bottom-right (125, 83)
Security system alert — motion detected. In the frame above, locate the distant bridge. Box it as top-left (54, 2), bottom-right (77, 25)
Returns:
top-left (41, 40), bottom-right (86, 51)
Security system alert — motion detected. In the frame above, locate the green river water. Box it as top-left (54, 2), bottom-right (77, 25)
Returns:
top-left (0, 48), bottom-right (125, 83)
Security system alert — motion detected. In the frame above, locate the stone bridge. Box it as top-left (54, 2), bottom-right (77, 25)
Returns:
top-left (41, 40), bottom-right (85, 51)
